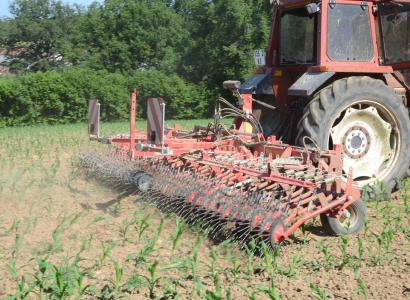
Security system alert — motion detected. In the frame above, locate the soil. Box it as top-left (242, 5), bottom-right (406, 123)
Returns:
top-left (0, 125), bottom-right (409, 299)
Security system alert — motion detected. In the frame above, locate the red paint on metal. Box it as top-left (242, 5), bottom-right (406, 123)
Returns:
top-left (130, 88), bottom-right (137, 159)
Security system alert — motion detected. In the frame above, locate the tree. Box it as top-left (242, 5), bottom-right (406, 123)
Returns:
top-left (4, 0), bottom-right (83, 72)
top-left (173, 0), bottom-right (272, 87)
top-left (65, 0), bottom-right (189, 73)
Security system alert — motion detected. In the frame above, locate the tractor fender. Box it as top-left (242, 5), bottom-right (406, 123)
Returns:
top-left (239, 72), bottom-right (274, 95)
top-left (288, 71), bottom-right (336, 97)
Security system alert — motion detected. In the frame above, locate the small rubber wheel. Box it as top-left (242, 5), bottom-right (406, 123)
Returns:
top-left (320, 199), bottom-right (366, 236)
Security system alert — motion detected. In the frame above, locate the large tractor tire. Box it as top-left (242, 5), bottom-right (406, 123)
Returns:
top-left (297, 76), bottom-right (410, 194)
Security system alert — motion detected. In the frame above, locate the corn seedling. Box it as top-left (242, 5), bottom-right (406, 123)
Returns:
top-left (135, 213), bottom-right (151, 240)
top-left (318, 241), bottom-right (333, 270)
top-left (139, 260), bottom-right (160, 299)
top-left (110, 259), bottom-right (127, 297)
top-left (354, 268), bottom-right (368, 299)
top-left (119, 217), bottom-right (134, 245)
top-left (132, 237), bottom-right (157, 266)
top-left (172, 217), bottom-right (184, 251)
top-left (244, 239), bottom-right (257, 278)
top-left (283, 253), bottom-right (302, 278)
top-left (208, 246), bottom-right (222, 297)
top-left (98, 241), bottom-right (116, 267)
top-left (10, 276), bottom-right (33, 300)
top-left (310, 283), bottom-right (327, 300)
top-left (239, 285), bottom-right (257, 300)
top-left (357, 236), bottom-right (364, 263)
top-left (339, 236), bottom-right (353, 268)
top-left (7, 259), bottom-right (18, 280)
top-left (255, 282), bottom-right (281, 300)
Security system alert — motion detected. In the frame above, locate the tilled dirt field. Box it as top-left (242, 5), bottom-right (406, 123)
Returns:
top-left (0, 123), bottom-right (409, 299)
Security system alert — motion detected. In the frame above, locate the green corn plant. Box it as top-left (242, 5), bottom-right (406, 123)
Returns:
top-left (68, 212), bottom-right (82, 226)
top-left (205, 290), bottom-right (223, 300)
top-left (189, 234), bottom-right (204, 281)
top-left (33, 258), bottom-right (51, 297)
top-left (310, 283), bottom-right (327, 300)
top-left (87, 216), bottom-right (106, 228)
top-left (401, 180), bottom-right (410, 214)
top-left (363, 219), bottom-right (370, 235)
top-left (50, 264), bottom-right (69, 299)
top-left (140, 260), bottom-right (160, 299)
top-left (261, 241), bottom-right (275, 279)
top-left (193, 277), bottom-right (205, 298)
top-left (122, 273), bottom-right (144, 294)
top-left (339, 236), bottom-right (352, 268)
top-left (119, 218), bottom-right (134, 245)
top-left (172, 217), bottom-right (184, 251)
top-left (10, 276), bottom-right (33, 300)
top-left (239, 285), bottom-right (257, 300)
top-left (2, 219), bottom-right (20, 237)
top-left (299, 223), bottom-right (310, 244)
top-left (354, 268), bottom-right (368, 299)
top-left (225, 288), bottom-right (232, 300)
top-left (110, 259), bottom-right (127, 297)
top-left (208, 247), bottom-right (221, 297)
top-left (318, 241), bottom-right (333, 270)
top-left (71, 264), bottom-right (91, 298)
top-left (244, 239), bottom-right (257, 278)
top-left (357, 236), bottom-right (364, 263)
top-left (283, 253), bottom-right (301, 277)
top-left (256, 281), bottom-right (281, 300)
top-left (50, 227), bottom-right (63, 253)
top-left (228, 251), bottom-right (241, 282)
top-left (134, 238), bottom-right (156, 265)
top-left (135, 214), bottom-right (151, 240)
top-left (156, 218), bottom-right (165, 239)
top-left (7, 258), bottom-right (18, 280)
top-left (98, 241), bottom-right (116, 266)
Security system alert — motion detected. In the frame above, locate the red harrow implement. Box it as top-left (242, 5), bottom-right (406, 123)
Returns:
top-left (82, 87), bottom-right (365, 247)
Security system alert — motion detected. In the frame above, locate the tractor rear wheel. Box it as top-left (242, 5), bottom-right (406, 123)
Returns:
top-left (297, 76), bottom-right (410, 194)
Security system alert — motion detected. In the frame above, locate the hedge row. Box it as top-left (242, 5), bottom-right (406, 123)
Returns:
top-left (0, 68), bottom-right (210, 127)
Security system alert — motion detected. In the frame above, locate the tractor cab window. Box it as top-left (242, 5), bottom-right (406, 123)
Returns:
top-left (280, 8), bottom-right (316, 64)
top-left (379, 2), bottom-right (410, 64)
top-left (327, 4), bottom-right (374, 61)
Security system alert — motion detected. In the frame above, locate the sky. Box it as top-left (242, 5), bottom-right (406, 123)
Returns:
top-left (0, 0), bottom-right (100, 17)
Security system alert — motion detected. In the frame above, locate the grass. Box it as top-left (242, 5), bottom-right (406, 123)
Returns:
top-left (0, 120), bottom-right (409, 299)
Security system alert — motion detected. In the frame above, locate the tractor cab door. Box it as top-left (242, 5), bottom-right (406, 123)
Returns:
top-left (379, 1), bottom-right (410, 87)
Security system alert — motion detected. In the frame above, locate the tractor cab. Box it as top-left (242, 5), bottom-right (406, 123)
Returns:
top-left (242, 0), bottom-right (410, 192)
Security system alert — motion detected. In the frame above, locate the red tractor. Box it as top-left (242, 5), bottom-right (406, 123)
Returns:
top-left (242, 0), bottom-right (410, 194)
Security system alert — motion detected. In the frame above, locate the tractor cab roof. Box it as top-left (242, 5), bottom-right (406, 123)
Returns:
top-left (277, 0), bottom-right (410, 9)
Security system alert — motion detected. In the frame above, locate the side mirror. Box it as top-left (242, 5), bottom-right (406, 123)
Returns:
top-left (305, 3), bottom-right (320, 15)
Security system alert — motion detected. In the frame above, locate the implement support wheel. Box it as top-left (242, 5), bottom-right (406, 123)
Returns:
top-left (320, 199), bottom-right (366, 236)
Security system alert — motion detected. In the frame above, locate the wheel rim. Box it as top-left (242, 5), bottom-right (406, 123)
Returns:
top-left (329, 100), bottom-right (400, 187)
top-left (338, 205), bottom-right (359, 229)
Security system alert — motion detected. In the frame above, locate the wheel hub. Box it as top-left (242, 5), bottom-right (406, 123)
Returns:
top-left (330, 105), bottom-right (395, 184)
top-left (342, 126), bottom-right (370, 159)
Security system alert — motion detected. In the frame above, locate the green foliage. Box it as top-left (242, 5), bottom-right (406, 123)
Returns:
top-left (0, 0), bottom-right (272, 126)
top-left (0, 68), bottom-right (207, 126)
top-left (5, 0), bottom-right (83, 72)
top-left (71, 0), bottom-right (188, 74)
top-left (174, 0), bottom-right (271, 87)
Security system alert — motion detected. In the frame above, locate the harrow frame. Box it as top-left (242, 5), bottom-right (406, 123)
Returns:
top-left (86, 88), bottom-right (363, 246)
